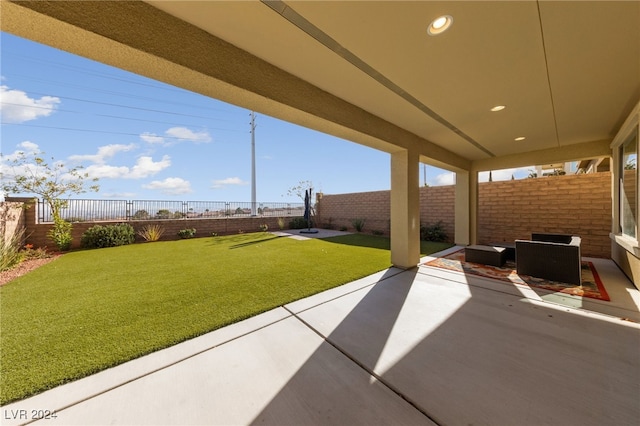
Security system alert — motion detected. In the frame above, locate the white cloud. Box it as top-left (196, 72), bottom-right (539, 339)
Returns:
top-left (130, 155), bottom-right (171, 178)
top-left (1, 142), bottom-right (43, 177)
top-left (1, 141), bottom-right (41, 162)
top-left (1, 143), bottom-right (77, 195)
top-left (83, 164), bottom-right (131, 179)
top-left (0, 141), bottom-right (43, 181)
top-left (434, 172), bottom-right (455, 186)
top-left (16, 141), bottom-right (40, 153)
top-left (140, 127), bottom-right (211, 146)
top-left (102, 192), bottom-right (137, 198)
top-left (165, 127), bottom-right (211, 143)
top-left (140, 132), bottom-right (165, 144)
top-left (211, 177), bottom-right (248, 189)
top-left (0, 85), bottom-right (60, 123)
top-left (143, 177), bottom-right (193, 195)
top-left (69, 144), bottom-right (136, 164)
top-left (84, 155), bottom-right (171, 180)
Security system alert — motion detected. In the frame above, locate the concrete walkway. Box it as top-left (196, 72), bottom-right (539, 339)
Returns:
top-left (2, 252), bottom-right (639, 425)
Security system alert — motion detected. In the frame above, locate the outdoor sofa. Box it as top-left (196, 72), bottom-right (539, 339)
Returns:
top-left (515, 233), bottom-right (582, 285)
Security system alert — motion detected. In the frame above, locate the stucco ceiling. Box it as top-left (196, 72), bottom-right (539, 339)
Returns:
top-left (2, 1), bottom-right (639, 171)
top-left (149, 0), bottom-right (639, 161)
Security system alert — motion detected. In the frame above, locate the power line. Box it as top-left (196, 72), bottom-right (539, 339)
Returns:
top-left (1, 122), bottom-right (239, 139)
top-left (0, 101), bottom-right (242, 131)
top-left (4, 73), bottom-right (232, 115)
top-left (12, 91), bottom-right (228, 121)
top-left (2, 50), bottom-right (185, 94)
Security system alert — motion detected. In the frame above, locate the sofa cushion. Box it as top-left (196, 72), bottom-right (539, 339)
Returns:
top-left (531, 233), bottom-right (573, 244)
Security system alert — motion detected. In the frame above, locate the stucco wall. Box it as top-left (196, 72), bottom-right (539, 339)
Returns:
top-left (317, 172), bottom-right (612, 258)
top-left (1, 201), bottom-right (26, 247)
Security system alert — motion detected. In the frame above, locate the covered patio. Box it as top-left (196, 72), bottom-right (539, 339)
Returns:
top-left (2, 248), bottom-right (638, 425)
top-left (3, 0), bottom-right (638, 279)
top-left (1, 2), bottom-right (639, 423)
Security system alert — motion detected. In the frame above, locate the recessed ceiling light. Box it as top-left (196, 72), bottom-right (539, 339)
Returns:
top-left (491, 105), bottom-right (506, 112)
top-left (514, 136), bottom-right (526, 141)
top-left (427, 15), bottom-right (453, 36)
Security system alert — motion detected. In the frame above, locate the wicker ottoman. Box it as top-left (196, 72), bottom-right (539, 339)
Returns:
top-left (465, 245), bottom-right (507, 267)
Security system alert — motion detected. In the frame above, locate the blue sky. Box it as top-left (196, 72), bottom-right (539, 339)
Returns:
top-left (1, 32), bottom-right (531, 203)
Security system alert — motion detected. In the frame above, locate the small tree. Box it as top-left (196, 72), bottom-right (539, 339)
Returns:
top-left (286, 180), bottom-right (314, 201)
top-left (286, 180), bottom-right (316, 217)
top-left (2, 150), bottom-right (99, 250)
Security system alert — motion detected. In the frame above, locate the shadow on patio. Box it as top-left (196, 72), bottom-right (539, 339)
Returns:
top-left (252, 249), bottom-right (639, 425)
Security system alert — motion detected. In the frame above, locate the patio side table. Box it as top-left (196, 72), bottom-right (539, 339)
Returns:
top-left (465, 245), bottom-right (507, 267)
top-left (489, 242), bottom-right (516, 261)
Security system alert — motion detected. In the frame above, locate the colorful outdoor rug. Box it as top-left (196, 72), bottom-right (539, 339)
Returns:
top-left (423, 249), bottom-right (610, 301)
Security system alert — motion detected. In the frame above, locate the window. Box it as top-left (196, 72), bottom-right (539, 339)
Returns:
top-left (620, 129), bottom-right (638, 239)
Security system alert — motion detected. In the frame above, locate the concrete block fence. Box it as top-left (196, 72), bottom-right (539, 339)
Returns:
top-left (6, 172), bottom-right (612, 257)
top-left (6, 198), bottom-right (293, 251)
top-left (316, 172), bottom-right (612, 258)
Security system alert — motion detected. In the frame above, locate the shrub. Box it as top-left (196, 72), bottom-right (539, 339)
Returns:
top-left (351, 218), bottom-right (366, 232)
top-left (277, 217), bottom-right (286, 230)
top-left (81, 223), bottom-right (135, 249)
top-left (48, 217), bottom-right (73, 251)
top-left (137, 225), bottom-right (165, 242)
top-left (259, 224), bottom-right (269, 232)
top-left (177, 228), bottom-right (196, 239)
top-left (420, 221), bottom-right (447, 242)
top-left (0, 228), bottom-right (26, 272)
top-left (21, 244), bottom-right (51, 261)
top-left (289, 217), bottom-right (311, 229)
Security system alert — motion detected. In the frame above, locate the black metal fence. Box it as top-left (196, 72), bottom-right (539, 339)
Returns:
top-left (37, 199), bottom-right (306, 224)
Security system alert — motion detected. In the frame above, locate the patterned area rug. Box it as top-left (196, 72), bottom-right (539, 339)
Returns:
top-left (423, 249), bottom-right (610, 301)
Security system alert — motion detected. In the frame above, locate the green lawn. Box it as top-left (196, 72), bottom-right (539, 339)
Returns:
top-left (0, 232), bottom-right (452, 404)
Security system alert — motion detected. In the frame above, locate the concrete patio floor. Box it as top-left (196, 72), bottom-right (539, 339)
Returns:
top-left (2, 248), bottom-right (639, 426)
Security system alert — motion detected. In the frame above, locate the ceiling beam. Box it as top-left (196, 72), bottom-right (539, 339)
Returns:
top-left (471, 139), bottom-right (611, 173)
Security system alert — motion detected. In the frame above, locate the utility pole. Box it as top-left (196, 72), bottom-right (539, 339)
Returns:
top-left (250, 111), bottom-right (257, 216)
top-left (423, 163), bottom-right (426, 186)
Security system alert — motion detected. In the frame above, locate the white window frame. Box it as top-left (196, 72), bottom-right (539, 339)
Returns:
top-left (611, 101), bottom-right (640, 256)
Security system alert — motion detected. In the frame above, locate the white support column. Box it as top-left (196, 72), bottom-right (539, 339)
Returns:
top-left (390, 149), bottom-right (420, 268)
top-left (455, 170), bottom-right (478, 246)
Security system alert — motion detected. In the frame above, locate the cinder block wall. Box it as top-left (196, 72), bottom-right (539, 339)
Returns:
top-left (315, 185), bottom-right (455, 238)
top-left (10, 172), bottom-right (612, 257)
top-left (317, 172), bottom-right (612, 258)
top-left (478, 173), bottom-right (612, 258)
top-left (420, 185), bottom-right (455, 241)
top-left (315, 190), bottom-right (391, 233)
top-left (16, 200), bottom-right (293, 250)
